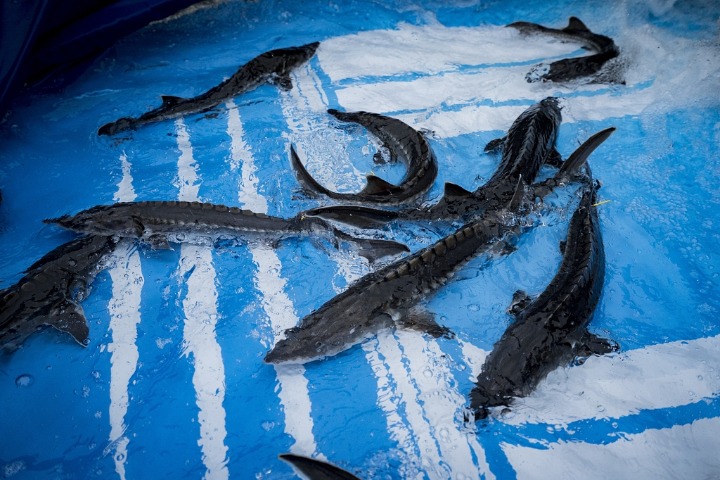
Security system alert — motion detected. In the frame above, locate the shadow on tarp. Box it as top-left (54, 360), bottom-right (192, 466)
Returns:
top-left (0, 0), bottom-right (202, 116)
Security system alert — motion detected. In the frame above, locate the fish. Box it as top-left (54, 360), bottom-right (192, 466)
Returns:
top-left (279, 453), bottom-right (361, 480)
top-left (291, 109), bottom-right (438, 204)
top-left (98, 41), bottom-right (320, 135)
top-left (304, 97), bottom-right (562, 228)
top-left (470, 171), bottom-right (617, 420)
top-left (508, 17), bottom-right (621, 83)
top-left (0, 235), bottom-right (117, 351)
top-left (44, 200), bottom-right (407, 262)
top-left (264, 126), bottom-right (614, 365)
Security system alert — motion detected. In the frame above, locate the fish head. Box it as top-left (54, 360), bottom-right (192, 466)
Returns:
top-left (266, 41), bottom-right (320, 77)
top-left (264, 306), bottom-right (394, 364)
top-left (46, 206), bottom-right (144, 238)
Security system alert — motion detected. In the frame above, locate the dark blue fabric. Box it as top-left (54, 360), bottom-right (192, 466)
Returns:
top-left (0, 0), bottom-right (200, 115)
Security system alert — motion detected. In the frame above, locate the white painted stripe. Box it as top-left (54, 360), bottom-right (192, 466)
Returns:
top-left (317, 24), bottom-right (579, 82)
top-left (226, 101), bottom-right (319, 456)
top-left (503, 416), bottom-right (720, 479)
top-left (283, 63), bottom-right (365, 192)
top-left (107, 153), bottom-right (142, 480)
top-left (175, 119), bottom-right (229, 480)
top-left (497, 334), bottom-right (720, 426)
top-left (291, 63), bottom-right (494, 478)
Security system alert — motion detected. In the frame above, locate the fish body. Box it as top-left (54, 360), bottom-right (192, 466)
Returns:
top-left (292, 109), bottom-right (438, 204)
top-left (98, 42), bottom-right (320, 135)
top-left (0, 235), bottom-right (117, 350)
top-left (508, 17), bottom-right (620, 83)
top-left (305, 97), bottom-right (562, 227)
top-left (470, 176), bottom-right (617, 419)
top-left (45, 200), bottom-right (407, 261)
top-left (264, 127), bottom-right (615, 365)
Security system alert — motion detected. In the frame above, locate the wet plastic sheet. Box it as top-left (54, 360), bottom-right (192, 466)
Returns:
top-left (1, 1), bottom-right (719, 478)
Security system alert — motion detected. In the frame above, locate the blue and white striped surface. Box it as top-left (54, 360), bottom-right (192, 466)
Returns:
top-left (1, 1), bottom-right (719, 478)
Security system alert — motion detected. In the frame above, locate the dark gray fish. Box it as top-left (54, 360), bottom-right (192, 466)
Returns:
top-left (264, 126), bottom-right (614, 365)
top-left (292, 109), bottom-right (438, 204)
top-left (305, 97), bottom-right (562, 228)
top-left (98, 42), bottom-right (320, 135)
top-left (279, 453), bottom-right (360, 480)
top-left (508, 17), bottom-right (621, 83)
top-left (470, 172), bottom-right (617, 420)
top-left (0, 235), bottom-right (117, 351)
top-left (44, 200), bottom-right (407, 262)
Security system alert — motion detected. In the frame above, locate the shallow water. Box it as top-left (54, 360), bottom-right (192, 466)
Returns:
top-left (1, 0), bottom-right (719, 478)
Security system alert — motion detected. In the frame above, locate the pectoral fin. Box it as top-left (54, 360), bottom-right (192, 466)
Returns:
top-left (148, 234), bottom-right (171, 250)
top-left (270, 73), bottom-right (293, 91)
top-left (485, 136), bottom-right (506, 153)
top-left (507, 290), bottom-right (532, 316)
top-left (546, 148), bottom-right (563, 168)
top-left (332, 228), bottom-right (408, 262)
top-left (576, 330), bottom-right (619, 356)
top-left (51, 300), bottom-right (90, 346)
top-left (361, 175), bottom-right (398, 196)
top-left (398, 307), bottom-right (454, 339)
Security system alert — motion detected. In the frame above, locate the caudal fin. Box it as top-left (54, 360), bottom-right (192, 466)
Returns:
top-left (279, 453), bottom-right (361, 480)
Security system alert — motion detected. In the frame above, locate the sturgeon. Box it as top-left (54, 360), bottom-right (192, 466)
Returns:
top-left (304, 97), bottom-right (562, 228)
top-left (264, 127), bottom-right (614, 364)
top-left (0, 235), bottom-right (117, 351)
top-left (279, 453), bottom-right (360, 480)
top-left (470, 172), bottom-right (617, 420)
top-left (44, 200), bottom-right (407, 262)
top-left (98, 41), bottom-right (320, 135)
top-left (509, 17), bottom-right (621, 83)
top-left (291, 109), bottom-right (438, 204)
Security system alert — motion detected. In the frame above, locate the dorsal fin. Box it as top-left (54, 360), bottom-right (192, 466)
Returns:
top-left (161, 95), bottom-right (184, 107)
top-left (508, 175), bottom-right (525, 210)
top-left (565, 17), bottom-right (591, 33)
top-left (361, 175), bottom-right (398, 195)
top-left (443, 182), bottom-right (473, 198)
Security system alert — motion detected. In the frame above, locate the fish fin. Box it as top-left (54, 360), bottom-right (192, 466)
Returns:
top-left (332, 228), bottom-right (408, 262)
top-left (507, 290), bottom-right (532, 316)
top-left (270, 73), bottom-right (293, 91)
top-left (577, 331), bottom-right (619, 356)
top-left (304, 206), bottom-right (398, 229)
top-left (51, 300), bottom-right (90, 346)
top-left (289, 145), bottom-right (332, 197)
top-left (559, 240), bottom-right (567, 254)
top-left (559, 127), bottom-right (615, 176)
top-left (130, 216), bottom-right (145, 237)
top-left (546, 148), bottom-right (563, 168)
top-left (148, 235), bottom-right (171, 250)
top-left (399, 306), bottom-right (454, 339)
top-left (279, 453), bottom-right (361, 480)
top-left (508, 175), bottom-right (526, 210)
top-left (443, 182), bottom-right (473, 199)
top-left (564, 17), bottom-right (591, 33)
top-left (361, 175), bottom-right (398, 196)
top-left (484, 136), bottom-right (506, 153)
top-left (161, 95), bottom-right (185, 107)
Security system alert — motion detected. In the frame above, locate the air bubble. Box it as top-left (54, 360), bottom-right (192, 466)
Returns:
top-left (15, 374), bottom-right (33, 387)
